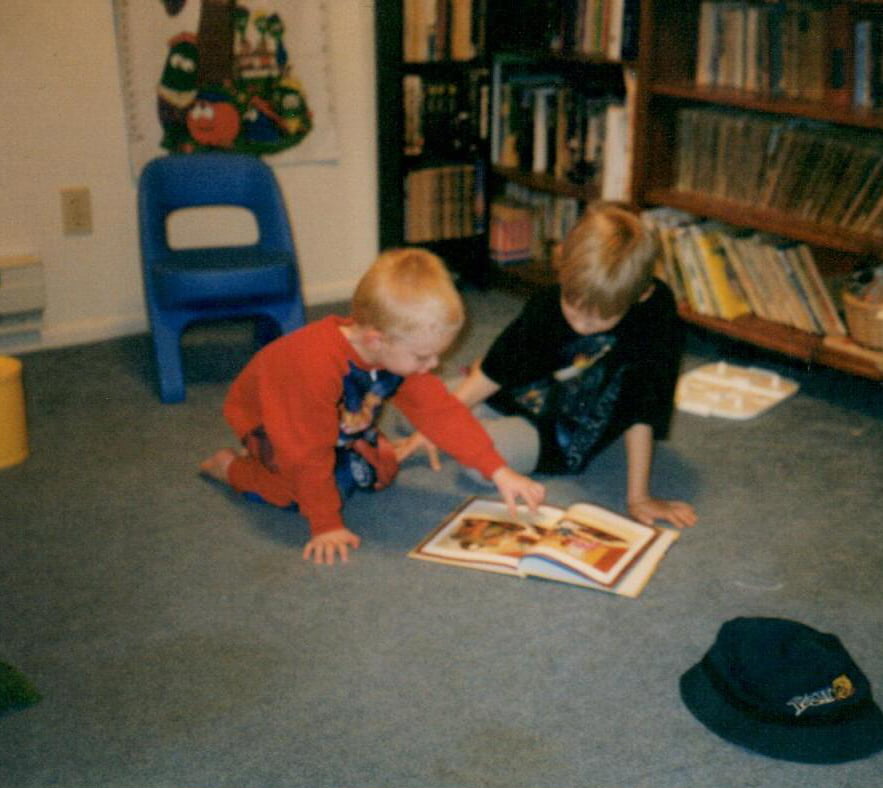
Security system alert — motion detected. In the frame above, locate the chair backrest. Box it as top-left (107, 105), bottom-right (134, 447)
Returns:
top-left (138, 153), bottom-right (295, 260)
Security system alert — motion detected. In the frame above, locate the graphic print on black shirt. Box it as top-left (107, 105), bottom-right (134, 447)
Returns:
top-left (482, 282), bottom-right (683, 475)
top-left (508, 331), bottom-right (624, 473)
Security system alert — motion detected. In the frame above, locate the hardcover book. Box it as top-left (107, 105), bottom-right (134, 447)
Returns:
top-left (409, 497), bottom-right (679, 597)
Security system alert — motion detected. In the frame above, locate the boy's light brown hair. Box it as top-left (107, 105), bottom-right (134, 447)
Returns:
top-left (555, 201), bottom-right (658, 319)
top-left (351, 247), bottom-right (465, 339)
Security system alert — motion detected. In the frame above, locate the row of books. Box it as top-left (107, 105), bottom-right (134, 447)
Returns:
top-left (643, 207), bottom-right (847, 336)
top-left (489, 183), bottom-right (582, 265)
top-left (695, 0), bottom-right (829, 99)
top-left (490, 75), bottom-right (629, 191)
top-left (696, 0), bottom-right (883, 110)
top-left (490, 0), bottom-right (639, 61)
top-left (402, 71), bottom-right (489, 157)
top-left (674, 106), bottom-right (883, 236)
top-left (554, 0), bottom-right (641, 61)
top-left (854, 17), bottom-right (883, 110)
top-left (404, 163), bottom-right (484, 243)
top-left (403, 0), bottom-right (485, 62)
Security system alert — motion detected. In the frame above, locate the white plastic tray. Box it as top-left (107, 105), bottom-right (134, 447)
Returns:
top-left (675, 362), bottom-right (799, 420)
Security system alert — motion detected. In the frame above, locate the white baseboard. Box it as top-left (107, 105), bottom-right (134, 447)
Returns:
top-left (0, 313), bottom-right (149, 356)
top-left (0, 279), bottom-right (358, 357)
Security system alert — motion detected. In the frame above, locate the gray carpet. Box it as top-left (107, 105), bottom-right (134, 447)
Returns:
top-left (1, 287), bottom-right (882, 788)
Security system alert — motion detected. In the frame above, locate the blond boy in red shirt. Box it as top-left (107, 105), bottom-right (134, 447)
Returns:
top-left (201, 248), bottom-right (545, 564)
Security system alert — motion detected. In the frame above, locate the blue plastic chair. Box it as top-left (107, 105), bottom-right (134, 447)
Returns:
top-left (138, 153), bottom-right (306, 403)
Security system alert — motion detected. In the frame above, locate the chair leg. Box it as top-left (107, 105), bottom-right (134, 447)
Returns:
top-left (150, 319), bottom-right (186, 403)
top-left (267, 300), bottom-right (306, 338)
top-left (254, 315), bottom-right (281, 348)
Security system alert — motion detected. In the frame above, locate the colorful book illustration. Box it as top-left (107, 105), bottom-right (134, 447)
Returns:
top-left (409, 497), bottom-right (679, 598)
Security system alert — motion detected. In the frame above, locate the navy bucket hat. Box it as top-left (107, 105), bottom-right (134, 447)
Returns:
top-left (680, 617), bottom-right (883, 763)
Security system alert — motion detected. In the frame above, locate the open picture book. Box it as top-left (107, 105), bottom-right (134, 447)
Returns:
top-left (409, 497), bottom-right (680, 598)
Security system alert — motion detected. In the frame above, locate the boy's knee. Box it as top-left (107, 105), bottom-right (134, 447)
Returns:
top-left (480, 416), bottom-right (540, 476)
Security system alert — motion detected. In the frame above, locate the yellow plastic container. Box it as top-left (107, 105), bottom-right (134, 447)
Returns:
top-left (0, 355), bottom-right (28, 469)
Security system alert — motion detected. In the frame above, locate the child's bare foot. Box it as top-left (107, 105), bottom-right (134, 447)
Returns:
top-left (199, 448), bottom-right (237, 484)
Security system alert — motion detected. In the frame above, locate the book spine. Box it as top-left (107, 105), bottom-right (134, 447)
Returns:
top-left (601, 102), bottom-right (630, 201)
top-left (672, 227), bottom-right (714, 315)
top-left (690, 224), bottom-right (752, 320)
top-left (768, 244), bottom-right (816, 332)
top-left (767, 1), bottom-right (785, 96)
top-left (472, 156), bottom-right (487, 234)
top-left (780, 245), bottom-right (824, 333)
top-left (736, 236), bottom-right (777, 320)
top-left (695, 1), bottom-right (721, 87)
top-left (826, 2), bottom-right (853, 107)
top-left (606, 0), bottom-right (625, 60)
top-left (854, 19), bottom-right (872, 109)
top-left (872, 19), bottom-right (883, 108)
top-left (619, 0), bottom-right (640, 61)
top-left (718, 233), bottom-right (763, 317)
top-left (793, 244), bottom-right (847, 336)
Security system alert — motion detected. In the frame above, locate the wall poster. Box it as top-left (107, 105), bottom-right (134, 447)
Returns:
top-left (113, 0), bottom-right (339, 176)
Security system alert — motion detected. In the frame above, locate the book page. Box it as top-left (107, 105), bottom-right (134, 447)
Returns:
top-left (521, 502), bottom-right (659, 587)
top-left (409, 498), bottom-right (568, 574)
top-left (520, 527), bottom-right (678, 597)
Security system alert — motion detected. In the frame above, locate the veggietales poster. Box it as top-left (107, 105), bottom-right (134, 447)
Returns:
top-left (114, 0), bottom-right (339, 175)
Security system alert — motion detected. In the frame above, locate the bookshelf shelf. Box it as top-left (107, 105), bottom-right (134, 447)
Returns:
top-left (649, 82), bottom-right (883, 130)
top-left (400, 58), bottom-right (485, 72)
top-left (376, 0), bottom-right (491, 284)
top-left (493, 258), bottom-right (557, 290)
top-left (633, 0), bottom-right (883, 381)
top-left (681, 306), bottom-right (883, 379)
top-left (644, 189), bottom-right (883, 257)
top-left (486, 27), bottom-right (633, 279)
top-left (492, 166), bottom-right (600, 201)
top-left (679, 307), bottom-right (818, 360)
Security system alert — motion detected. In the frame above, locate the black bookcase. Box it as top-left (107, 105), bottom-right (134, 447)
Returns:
top-left (376, 1), bottom-right (637, 287)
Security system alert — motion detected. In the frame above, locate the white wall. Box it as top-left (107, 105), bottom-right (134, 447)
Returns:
top-left (0, 0), bottom-right (377, 354)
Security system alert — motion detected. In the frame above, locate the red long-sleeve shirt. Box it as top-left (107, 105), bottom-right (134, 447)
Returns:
top-left (223, 315), bottom-right (505, 535)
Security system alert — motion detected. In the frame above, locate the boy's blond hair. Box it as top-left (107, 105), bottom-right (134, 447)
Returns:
top-left (556, 201), bottom-right (658, 319)
top-left (351, 247), bottom-right (465, 339)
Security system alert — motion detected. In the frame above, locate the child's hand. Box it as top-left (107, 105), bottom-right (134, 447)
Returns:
top-left (302, 528), bottom-right (361, 564)
top-left (491, 466), bottom-right (545, 514)
top-left (628, 497), bottom-right (697, 529)
top-left (392, 432), bottom-right (441, 471)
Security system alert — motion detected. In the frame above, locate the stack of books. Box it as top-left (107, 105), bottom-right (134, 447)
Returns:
top-left (403, 0), bottom-right (485, 62)
top-left (643, 208), bottom-right (848, 336)
top-left (489, 200), bottom-right (534, 264)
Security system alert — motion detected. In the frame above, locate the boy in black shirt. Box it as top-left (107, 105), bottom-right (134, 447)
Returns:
top-left (395, 202), bottom-right (697, 528)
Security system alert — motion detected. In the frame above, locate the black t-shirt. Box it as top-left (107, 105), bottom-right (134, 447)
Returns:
top-left (481, 279), bottom-right (684, 473)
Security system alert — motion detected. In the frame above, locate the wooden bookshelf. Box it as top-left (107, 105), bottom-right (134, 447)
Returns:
top-left (682, 308), bottom-right (883, 379)
top-left (484, 16), bottom-right (633, 281)
top-left (376, 1), bottom-right (638, 287)
top-left (376, 0), bottom-right (883, 380)
top-left (632, 0), bottom-right (883, 381)
top-left (375, 0), bottom-right (491, 285)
